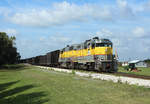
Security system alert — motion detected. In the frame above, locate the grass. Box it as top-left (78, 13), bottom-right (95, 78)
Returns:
top-left (71, 70), bottom-right (76, 75)
top-left (118, 66), bottom-right (150, 76)
top-left (0, 64), bottom-right (150, 104)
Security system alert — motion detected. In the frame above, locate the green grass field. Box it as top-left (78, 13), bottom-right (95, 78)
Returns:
top-left (118, 67), bottom-right (150, 76)
top-left (0, 64), bottom-right (150, 104)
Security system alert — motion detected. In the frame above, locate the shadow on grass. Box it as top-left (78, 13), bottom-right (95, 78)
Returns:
top-left (0, 81), bottom-right (49, 104)
top-left (0, 64), bottom-right (27, 71)
top-left (0, 80), bottom-right (19, 91)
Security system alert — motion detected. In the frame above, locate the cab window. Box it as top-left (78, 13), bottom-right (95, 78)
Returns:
top-left (96, 43), bottom-right (112, 47)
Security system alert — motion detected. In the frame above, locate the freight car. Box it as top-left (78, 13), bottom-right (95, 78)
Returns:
top-left (21, 37), bottom-right (118, 72)
top-left (46, 50), bottom-right (60, 66)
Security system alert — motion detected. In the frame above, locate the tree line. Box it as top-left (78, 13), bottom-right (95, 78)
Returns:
top-left (144, 59), bottom-right (150, 64)
top-left (0, 32), bottom-right (20, 66)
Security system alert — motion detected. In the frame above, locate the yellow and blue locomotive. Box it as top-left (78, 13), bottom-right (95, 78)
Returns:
top-left (59, 37), bottom-right (118, 72)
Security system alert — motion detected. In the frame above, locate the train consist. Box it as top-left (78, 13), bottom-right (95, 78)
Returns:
top-left (21, 37), bottom-right (118, 72)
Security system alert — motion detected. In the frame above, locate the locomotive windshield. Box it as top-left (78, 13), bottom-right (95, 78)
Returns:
top-left (96, 43), bottom-right (112, 47)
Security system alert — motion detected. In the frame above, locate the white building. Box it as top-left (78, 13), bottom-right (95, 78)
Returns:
top-left (128, 60), bottom-right (147, 68)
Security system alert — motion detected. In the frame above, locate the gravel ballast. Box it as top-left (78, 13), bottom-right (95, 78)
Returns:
top-left (36, 66), bottom-right (150, 88)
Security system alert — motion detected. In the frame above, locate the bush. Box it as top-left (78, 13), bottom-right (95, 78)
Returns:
top-left (123, 66), bottom-right (129, 70)
top-left (72, 70), bottom-right (76, 75)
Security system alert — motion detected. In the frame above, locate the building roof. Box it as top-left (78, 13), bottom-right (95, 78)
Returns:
top-left (128, 60), bottom-right (140, 64)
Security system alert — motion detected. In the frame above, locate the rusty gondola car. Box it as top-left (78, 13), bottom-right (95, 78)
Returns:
top-left (46, 50), bottom-right (60, 67)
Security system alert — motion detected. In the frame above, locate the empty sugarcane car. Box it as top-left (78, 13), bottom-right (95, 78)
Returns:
top-left (39, 55), bottom-right (47, 66)
top-left (46, 50), bottom-right (60, 67)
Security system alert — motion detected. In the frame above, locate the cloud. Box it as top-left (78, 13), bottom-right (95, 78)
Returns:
top-left (132, 27), bottom-right (146, 38)
top-left (39, 34), bottom-right (73, 50)
top-left (2, 1), bottom-right (145, 27)
top-left (1, 0), bottom-right (150, 28)
top-left (95, 28), bottom-right (113, 39)
top-left (49, 36), bottom-right (70, 43)
top-left (0, 7), bottom-right (10, 16)
top-left (111, 38), bottom-right (121, 47)
top-left (8, 1), bottom-right (114, 27)
top-left (130, 0), bottom-right (150, 13)
top-left (146, 0), bottom-right (150, 10)
top-left (0, 28), bottom-right (18, 36)
top-left (116, 0), bottom-right (135, 18)
top-left (139, 0), bottom-right (150, 12)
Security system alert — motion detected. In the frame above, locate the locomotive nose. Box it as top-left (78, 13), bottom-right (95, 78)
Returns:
top-left (105, 47), bottom-right (112, 54)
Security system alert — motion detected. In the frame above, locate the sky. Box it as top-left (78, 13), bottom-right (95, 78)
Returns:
top-left (0, 0), bottom-right (150, 61)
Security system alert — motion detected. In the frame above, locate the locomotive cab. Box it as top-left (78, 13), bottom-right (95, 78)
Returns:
top-left (92, 38), bottom-right (117, 72)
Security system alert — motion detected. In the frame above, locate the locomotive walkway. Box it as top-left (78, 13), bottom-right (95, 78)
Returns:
top-left (36, 66), bottom-right (150, 88)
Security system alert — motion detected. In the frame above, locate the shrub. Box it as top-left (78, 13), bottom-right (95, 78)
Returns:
top-left (72, 70), bottom-right (76, 75)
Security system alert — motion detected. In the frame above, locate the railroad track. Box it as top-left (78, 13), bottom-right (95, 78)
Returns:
top-left (51, 66), bottom-right (150, 80)
top-left (37, 65), bottom-right (150, 87)
top-left (61, 67), bottom-right (150, 80)
top-left (112, 72), bottom-right (150, 80)
top-left (73, 68), bottom-right (150, 80)
top-left (33, 64), bottom-right (150, 80)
